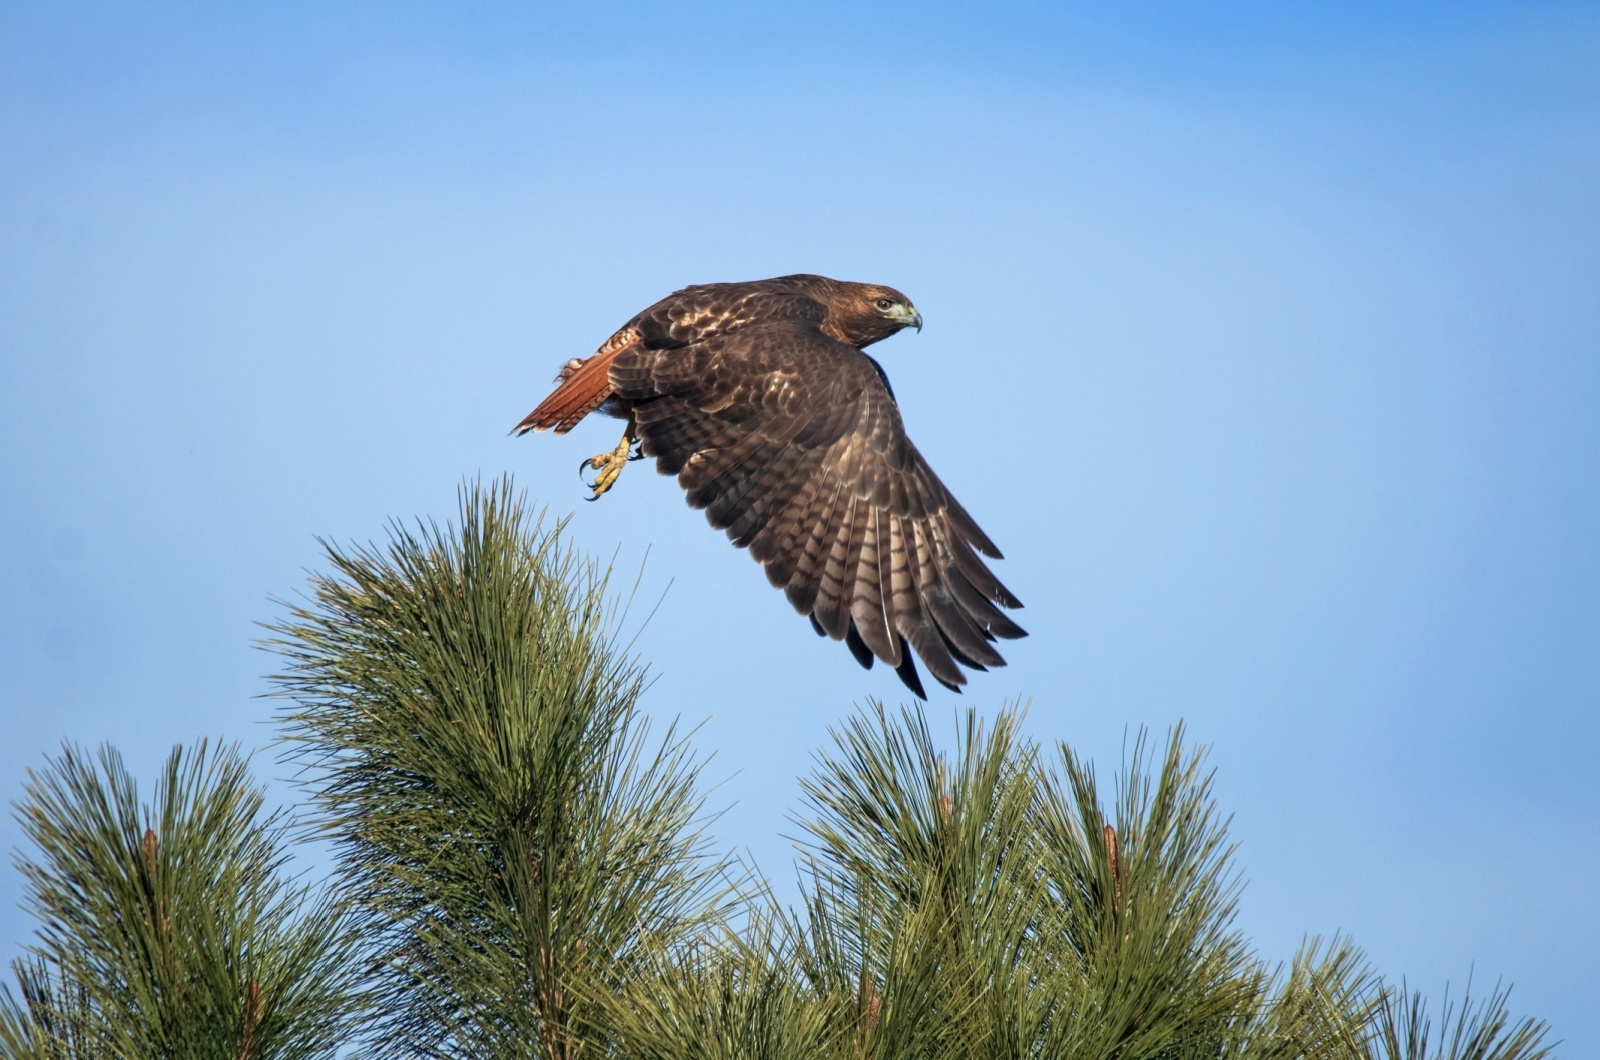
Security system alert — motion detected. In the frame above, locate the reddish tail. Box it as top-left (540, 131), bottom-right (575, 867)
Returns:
top-left (511, 326), bottom-right (641, 435)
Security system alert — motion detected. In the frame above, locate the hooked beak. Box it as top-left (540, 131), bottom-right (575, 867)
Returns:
top-left (891, 304), bottom-right (923, 332)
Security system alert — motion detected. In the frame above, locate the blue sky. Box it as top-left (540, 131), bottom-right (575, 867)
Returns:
top-left (3, 0), bottom-right (1597, 1047)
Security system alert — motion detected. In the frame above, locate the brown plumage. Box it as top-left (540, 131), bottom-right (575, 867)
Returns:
top-left (512, 274), bottom-right (1025, 697)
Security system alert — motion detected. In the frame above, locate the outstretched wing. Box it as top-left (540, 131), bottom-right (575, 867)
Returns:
top-left (610, 317), bottom-right (1024, 695)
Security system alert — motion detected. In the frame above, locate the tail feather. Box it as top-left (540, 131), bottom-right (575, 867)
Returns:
top-left (510, 329), bottom-right (638, 435)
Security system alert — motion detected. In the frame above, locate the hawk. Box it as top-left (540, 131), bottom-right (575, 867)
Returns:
top-left (512, 274), bottom-right (1024, 697)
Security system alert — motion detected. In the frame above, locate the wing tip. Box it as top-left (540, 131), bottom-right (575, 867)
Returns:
top-left (893, 639), bottom-right (928, 699)
top-left (844, 624), bottom-right (876, 670)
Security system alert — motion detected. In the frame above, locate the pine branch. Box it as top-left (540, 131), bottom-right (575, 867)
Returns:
top-left (266, 476), bottom-right (738, 1059)
top-left (0, 741), bottom-right (366, 1060)
top-left (1369, 977), bottom-right (1556, 1060)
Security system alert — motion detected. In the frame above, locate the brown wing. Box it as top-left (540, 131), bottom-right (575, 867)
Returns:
top-left (610, 317), bottom-right (1024, 696)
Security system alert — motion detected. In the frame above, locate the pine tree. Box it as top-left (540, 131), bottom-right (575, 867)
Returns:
top-left (265, 480), bottom-right (738, 1058)
top-left (0, 741), bottom-right (366, 1059)
top-left (3, 477), bottom-right (1560, 1059)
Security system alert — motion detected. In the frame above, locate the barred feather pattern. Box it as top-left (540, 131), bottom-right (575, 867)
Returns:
top-left (608, 312), bottom-right (1025, 696)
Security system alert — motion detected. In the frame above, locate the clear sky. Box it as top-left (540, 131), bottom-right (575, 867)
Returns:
top-left (3, 0), bottom-right (1597, 1048)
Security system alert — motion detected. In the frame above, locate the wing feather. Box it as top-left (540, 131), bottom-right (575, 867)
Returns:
top-left (848, 507), bottom-right (896, 664)
top-left (615, 314), bottom-right (1024, 697)
top-left (750, 461), bottom-right (823, 580)
top-left (815, 493), bottom-right (865, 641)
top-left (784, 475), bottom-right (846, 617)
top-left (726, 441), bottom-right (812, 548)
top-left (853, 507), bottom-right (900, 665)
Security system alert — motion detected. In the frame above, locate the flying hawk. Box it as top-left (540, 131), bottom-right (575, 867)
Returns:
top-left (512, 274), bottom-right (1024, 697)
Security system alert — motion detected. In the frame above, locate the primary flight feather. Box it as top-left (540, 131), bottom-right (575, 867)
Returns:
top-left (512, 273), bottom-right (1025, 697)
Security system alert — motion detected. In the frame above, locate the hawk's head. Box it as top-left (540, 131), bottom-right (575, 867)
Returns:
top-left (828, 282), bottom-right (922, 348)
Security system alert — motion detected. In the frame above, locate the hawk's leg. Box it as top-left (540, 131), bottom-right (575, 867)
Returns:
top-left (580, 420), bottom-right (639, 501)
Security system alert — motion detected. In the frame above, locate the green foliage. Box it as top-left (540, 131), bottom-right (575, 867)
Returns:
top-left (588, 701), bottom-right (1384, 1060)
top-left (797, 704), bottom-right (1051, 1059)
top-left (1032, 725), bottom-right (1263, 1058)
top-left (586, 914), bottom-right (849, 1060)
top-left (266, 479), bottom-right (736, 1059)
top-left (0, 741), bottom-right (365, 1060)
top-left (1367, 979), bottom-right (1555, 1060)
top-left (3, 477), bottom-right (1558, 1058)
top-left (787, 704), bottom-right (1376, 1060)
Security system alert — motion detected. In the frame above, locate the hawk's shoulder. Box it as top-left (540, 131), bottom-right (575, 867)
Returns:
top-left (628, 276), bottom-right (833, 351)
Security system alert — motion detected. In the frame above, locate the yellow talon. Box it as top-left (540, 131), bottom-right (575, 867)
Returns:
top-left (580, 435), bottom-right (634, 501)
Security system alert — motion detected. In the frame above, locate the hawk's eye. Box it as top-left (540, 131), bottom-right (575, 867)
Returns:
top-left (875, 298), bottom-right (894, 311)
